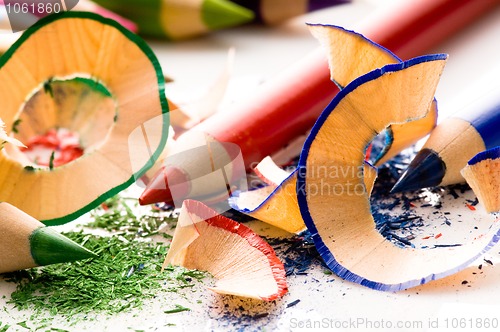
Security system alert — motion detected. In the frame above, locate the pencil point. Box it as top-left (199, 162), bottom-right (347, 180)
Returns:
top-left (202, 0), bottom-right (254, 30)
top-left (139, 166), bottom-right (190, 206)
top-left (30, 228), bottom-right (97, 266)
top-left (391, 148), bottom-right (446, 193)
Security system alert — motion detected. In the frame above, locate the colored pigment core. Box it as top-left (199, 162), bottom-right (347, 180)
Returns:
top-left (22, 128), bottom-right (84, 167)
top-left (8, 77), bottom-right (117, 168)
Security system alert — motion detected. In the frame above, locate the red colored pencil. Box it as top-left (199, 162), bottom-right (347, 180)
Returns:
top-left (140, 0), bottom-right (499, 206)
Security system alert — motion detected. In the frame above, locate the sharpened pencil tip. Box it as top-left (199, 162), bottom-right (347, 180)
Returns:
top-left (30, 227), bottom-right (97, 266)
top-left (139, 166), bottom-right (190, 206)
top-left (391, 148), bottom-right (446, 193)
top-left (203, 0), bottom-right (254, 30)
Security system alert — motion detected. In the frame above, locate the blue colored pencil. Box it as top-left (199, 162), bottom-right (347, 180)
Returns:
top-left (392, 87), bottom-right (500, 192)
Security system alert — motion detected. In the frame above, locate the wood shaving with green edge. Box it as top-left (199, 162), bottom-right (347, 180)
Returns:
top-left (2, 195), bottom-right (207, 326)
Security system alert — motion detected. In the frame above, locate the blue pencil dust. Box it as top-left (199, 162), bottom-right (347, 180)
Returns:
top-left (195, 140), bottom-right (482, 326)
top-left (371, 150), bottom-right (454, 248)
top-left (266, 233), bottom-right (326, 276)
top-left (160, 141), bottom-right (475, 271)
top-left (370, 146), bottom-right (425, 246)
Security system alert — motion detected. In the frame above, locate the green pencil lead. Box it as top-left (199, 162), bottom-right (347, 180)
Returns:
top-left (29, 227), bottom-right (97, 266)
top-left (202, 0), bottom-right (254, 30)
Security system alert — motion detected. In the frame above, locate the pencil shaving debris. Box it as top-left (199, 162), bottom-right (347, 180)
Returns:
top-left (0, 13), bottom-right (169, 224)
top-left (163, 199), bottom-right (288, 301)
top-left (0, 118), bottom-right (24, 148)
top-left (307, 24), bottom-right (438, 166)
top-left (296, 25), bottom-right (500, 291)
top-left (229, 23), bottom-right (442, 235)
top-left (461, 146), bottom-right (500, 214)
top-left (229, 157), bottom-right (376, 234)
top-left (229, 157), bottom-right (305, 234)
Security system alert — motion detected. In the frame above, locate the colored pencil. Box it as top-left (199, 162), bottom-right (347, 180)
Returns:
top-left (76, 0), bottom-right (138, 32)
top-left (392, 87), bottom-right (500, 193)
top-left (140, 0), bottom-right (499, 206)
top-left (0, 202), bottom-right (96, 273)
top-left (232, 0), bottom-right (350, 25)
top-left (461, 146), bottom-right (500, 214)
top-left (92, 0), bottom-right (254, 40)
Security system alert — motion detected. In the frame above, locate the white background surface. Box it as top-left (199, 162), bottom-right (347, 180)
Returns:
top-left (1, 0), bottom-right (500, 331)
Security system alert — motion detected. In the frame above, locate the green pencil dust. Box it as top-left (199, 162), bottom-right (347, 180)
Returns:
top-left (3, 196), bottom-right (205, 324)
top-left (7, 232), bottom-right (167, 316)
top-left (0, 321), bottom-right (10, 332)
top-left (87, 196), bottom-right (176, 239)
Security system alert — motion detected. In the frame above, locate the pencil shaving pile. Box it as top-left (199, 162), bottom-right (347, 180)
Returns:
top-left (0, 13), bottom-right (170, 225)
top-left (229, 23), bottom-right (440, 234)
top-left (2, 10), bottom-right (499, 310)
top-left (164, 200), bottom-right (288, 301)
top-left (175, 24), bottom-right (500, 297)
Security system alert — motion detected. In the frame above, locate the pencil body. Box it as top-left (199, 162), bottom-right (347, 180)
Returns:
top-left (92, 0), bottom-right (254, 39)
top-left (76, 0), bottom-right (138, 32)
top-left (435, 100), bottom-right (500, 186)
top-left (1, 202), bottom-right (41, 272)
top-left (461, 146), bottom-right (500, 214)
top-left (232, 0), bottom-right (349, 25)
top-left (0, 202), bottom-right (96, 273)
top-left (140, 0), bottom-right (499, 205)
top-left (191, 0), bottom-right (499, 170)
top-left (393, 96), bottom-right (500, 191)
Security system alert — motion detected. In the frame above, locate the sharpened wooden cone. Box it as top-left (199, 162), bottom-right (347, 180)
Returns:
top-left (0, 13), bottom-right (169, 225)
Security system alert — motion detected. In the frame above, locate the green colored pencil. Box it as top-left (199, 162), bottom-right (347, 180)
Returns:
top-left (92, 0), bottom-right (255, 40)
top-left (0, 202), bottom-right (96, 274)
